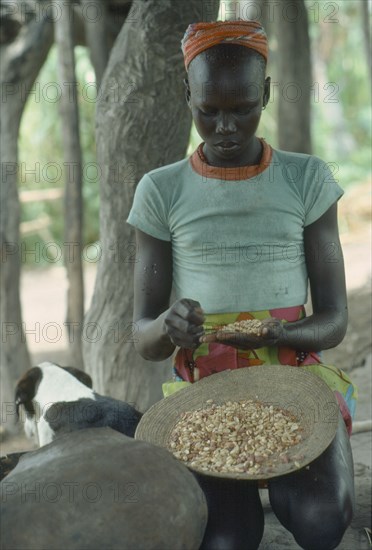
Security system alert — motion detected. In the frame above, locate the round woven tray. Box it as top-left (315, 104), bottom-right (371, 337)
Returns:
top-left (135, 365), bottom-right (339, 480)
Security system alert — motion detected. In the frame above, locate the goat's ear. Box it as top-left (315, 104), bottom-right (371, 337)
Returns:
top-left (61, 366), bottom-right (93, 388)
top-left (15, 367), bottom-right (42, 417)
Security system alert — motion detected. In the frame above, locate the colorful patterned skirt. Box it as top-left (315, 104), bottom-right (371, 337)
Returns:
top-left (162, 306), bottom-right (358, 435)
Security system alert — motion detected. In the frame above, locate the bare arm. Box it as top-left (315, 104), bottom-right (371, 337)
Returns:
top-left (133, 229), bottom-right (205, 360)
top-left (278, 201), bottom-right (348, 350)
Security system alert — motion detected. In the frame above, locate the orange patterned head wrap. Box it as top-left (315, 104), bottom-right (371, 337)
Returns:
top-left (181, 20), bottom-right (268, 71)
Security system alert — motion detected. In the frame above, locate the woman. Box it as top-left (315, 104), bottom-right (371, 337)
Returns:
top-left (127, 20), bottom-right (356, 550)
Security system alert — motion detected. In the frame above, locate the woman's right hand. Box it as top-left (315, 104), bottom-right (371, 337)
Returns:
top-left (163, 298), bottom-right (205, 349)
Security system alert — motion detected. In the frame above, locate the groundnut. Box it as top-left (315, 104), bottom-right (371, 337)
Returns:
top-left (169, 400), bottom-right (303, 475)
top-left (218, 319), bottom-right (264, 336)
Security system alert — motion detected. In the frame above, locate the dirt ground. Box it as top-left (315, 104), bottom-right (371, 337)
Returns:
top-left (1, 182), bottom-right (371, 549)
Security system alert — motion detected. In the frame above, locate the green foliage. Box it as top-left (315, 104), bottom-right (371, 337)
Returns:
top-left (308, 0), bottom-right (371, 187)
top-left (19, 46), bottom-right (99, 266)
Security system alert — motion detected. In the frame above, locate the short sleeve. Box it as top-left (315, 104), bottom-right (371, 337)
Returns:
top-left (303, 157), bottom-right (344, 226)
top-left (126, 173), bottom-right (171, 241)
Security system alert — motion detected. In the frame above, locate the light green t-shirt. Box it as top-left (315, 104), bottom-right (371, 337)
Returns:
top-left (127, 147), bottom-right (343, 313)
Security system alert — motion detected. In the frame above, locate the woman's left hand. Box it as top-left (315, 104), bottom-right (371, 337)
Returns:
top-left (199, 318), bottom-right (284, 349)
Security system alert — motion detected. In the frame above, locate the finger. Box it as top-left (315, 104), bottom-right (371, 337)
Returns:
top-left (165, 315), bottom-right (189, 334)
top-left (181, 298), bottom-right (201, 308)
top-left (170, 331), bottom-right (202, 349)
top-left (260, 320), bottom-right (282, 339)
top-left (200, 328), bottom-right (242, 340)
top-left (176, 300), bottom-right (205, 324)
top-left (215, 331), bottom-right (247, 342)
top-left (199, 333), bottom-right (218, 343)
top-left (166, 314), bottom-right (205, 337)
top-left (180, 298), bottom-right (203, 312)
top-left (261, 325), bottom-right (278, 337)
top-left (188, 307), bottom-right (206, 325)
top-left (189, 324), bottom-right (204, 337)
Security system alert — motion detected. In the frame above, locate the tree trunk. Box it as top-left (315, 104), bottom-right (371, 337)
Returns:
top-left (241, 0), bottom-right (272, 38)
top-left (0, 10), bottom-right (53, 430)
top-left (81, 0), bottom-right (109, 88)
top-left (276, 0), bottom-right (312, 153)
top-left (0, 0), bottom-right (131, 427)
top-left (83, 0), bottom-right (220, 411)
top-left (55, 0), bottom-right (85, 368)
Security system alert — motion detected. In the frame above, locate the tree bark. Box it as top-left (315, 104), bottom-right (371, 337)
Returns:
top-left (54, 0), bottom-right (85, 368)
top-left (240, 0), bottom-right (272, 38)
top-left (81, 0), bottom-right (109, 88)
top-left (0, 8), bottom-right (53, 430)
top-left (0, 0), bottom-right (132, 425)
top-left (83, 0), bottom-right (220, 411)
top-left (276, 0), bottom-right (312, 153)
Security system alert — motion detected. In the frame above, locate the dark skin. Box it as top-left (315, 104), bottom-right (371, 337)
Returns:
top-left (132, 47), bottom-right (354, 549)
top-left (134, 49), bottom-right (348, 357)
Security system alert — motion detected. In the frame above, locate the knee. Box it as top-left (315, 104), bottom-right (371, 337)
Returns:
top-left (194, 476), bottom-right (265, 550)
top-left (291, 500), bottom-right (354, 550)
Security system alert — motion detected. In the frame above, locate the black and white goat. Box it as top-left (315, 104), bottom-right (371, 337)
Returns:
top-left (15, 361), bottom-right (143, 447)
